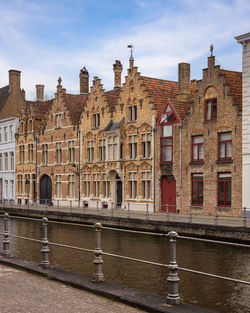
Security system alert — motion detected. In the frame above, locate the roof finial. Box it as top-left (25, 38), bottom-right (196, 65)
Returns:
top-left (127, 43), bottom-right (135, 68)
top-left (58, 77), bottom-right (62, 85)
top-left (210, 44), bottom-right (214, 57)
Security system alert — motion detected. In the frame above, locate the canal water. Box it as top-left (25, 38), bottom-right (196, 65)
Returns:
top-left (1, 217), bottom-right (250, 313)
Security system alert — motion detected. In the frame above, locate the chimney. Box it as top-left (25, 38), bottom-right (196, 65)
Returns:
top-left (9, 69), bottom-right (21, 92)
top-left (113, 60), bottom-right (123, 89)
top-left (36, 85), bottom-right (44, 101)
top-left (21, 89), bottom-right (25, 99)
top-left (178, 63), bottom-right (190, 93)
top-left (79, 66), bottom-right (89, 93)
top-left (129, 56), bottom-right (134, 69)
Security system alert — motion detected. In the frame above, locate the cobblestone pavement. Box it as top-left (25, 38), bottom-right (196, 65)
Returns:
top-left (0, 264), bottom-right (145, 313)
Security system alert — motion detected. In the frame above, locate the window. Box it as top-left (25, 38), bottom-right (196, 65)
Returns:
top-left (42, 144), bottom-right (48, 164)
top-left (93, 113), bottom-right (100, 128)
top-left (93, 173), bottom-right (100, 197)
top-left (56, 114), bottom-right (62, 128)
top-left (68, 175), bottom-right (75, 198)
top-left (103, 173), bottom-right (110, 198)
top-left (19, 145), bottom-right (25, 163)
top-left (83, 173), bottom-right (90, 197)
top-left (87, 140), bottom-right (94, 162)
top-left (161, 125), bottom-right (172, 162)
top-left (17, 175), bottom-right (23, 194)
top-left (129, 135), bottom-right (137, 159)
top-left (25, 174), bottom-right (30, 196)
top-left (29, 120), bottom-right (33, 132)
top-left (129, 105), bottom-right (137, 122)
top-left (107, 136), bottom-right (118, 160)
top-left (219, 132), bottom-right (232, 161)
top-left (4, 180), bottom-right (8, 198)
top-left (192, 136), bottom-right (204, 162)
top-left (4, 127), bottom-right (8, 142)
top-left (10, 152), bottom-right (14, 170)
top-left (10, 180), bottom-right (14, 199)
top-left (68, 141), bottom-right (75, 163)
top-left (218, 173), bottom-right (231, 207)
top-left (56, 175), bottom-right (62, 198)
top-left (0, 153), bottom-right (2, 171)
top-left (20, 122), bottom-right (24, 134)
top-left (28, 144), bottom-right (33, 162)
top-left (0, 128), bottom-right (2, 142)
top-left (142, 171), bottom-right (151, 199)
top-left (142, 133), bottom-right (151, 158)
top-left (205, 98), bottom-right (217, 121)
top-left (129, 172), bottom-right (137, 199)
top-left (99, 139), bottom-right (106, 161)
top-left (9, 125), bottom-right (14, 141)
top-left (56, 142), bottom-right (62, 164)
top-left (4, 152), bottom-right (8, 170)
top-left (192, 174), bottom-right (203, 205)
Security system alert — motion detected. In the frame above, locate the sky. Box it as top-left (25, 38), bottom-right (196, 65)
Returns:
top-left (0, 0), bottom-right (249, 99)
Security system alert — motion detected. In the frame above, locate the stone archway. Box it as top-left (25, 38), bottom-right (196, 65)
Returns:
top-left (108, 170), bottom-right (123, 208)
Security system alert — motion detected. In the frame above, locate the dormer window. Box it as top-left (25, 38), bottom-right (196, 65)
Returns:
top-left (205, 98), bottom-right (217, 121)
top-left (93, 113), bottom-right (100, 128)
top-left (56, 114), bottom-right (62, 128)
top-left (129, 105), bottom-right (137, 122)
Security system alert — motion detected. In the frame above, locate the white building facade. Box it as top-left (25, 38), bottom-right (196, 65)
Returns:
top-left (236, 32), bottom-right (250, 211)
top-left (0, 117), bottom-right (19, 202)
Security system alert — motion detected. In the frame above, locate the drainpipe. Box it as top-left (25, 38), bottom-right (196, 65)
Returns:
top-left (78, 129), bottom-right (81, 204)
top-left (35, 135), bottom-right (38, 203)
top-left (179, 123), bottom-right (183, 188)
top-left (152, 117), bottom-right (156, 213)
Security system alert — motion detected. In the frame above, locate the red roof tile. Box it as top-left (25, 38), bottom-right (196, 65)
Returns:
top-left (220, 70), bottom-right (242, 111)
top-left (63, 93), bottom-right (88, 124)
top-left (104, 88), bottom-right (121, 112)
top-left (26, 99), bottom-right (54, 120)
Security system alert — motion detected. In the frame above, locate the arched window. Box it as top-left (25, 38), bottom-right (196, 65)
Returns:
top-left (205, 86), bottom-right (217, 121)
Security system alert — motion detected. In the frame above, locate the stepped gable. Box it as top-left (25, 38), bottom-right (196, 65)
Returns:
top-left (141, 76), bottom-right (197, 120)
top-left (0, 85), bottom-right (9, 112)
top-left (63, 93), bottom-right (88, 124)
top-left (220, 69), bottom-right (242, 111)
top-left (26, 99), bottom-right (54, 120)
top-left (104, 88), bottom-right (121, 112)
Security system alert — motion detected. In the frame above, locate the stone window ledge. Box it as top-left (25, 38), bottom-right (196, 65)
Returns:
top-left (216, 159), bottom-right (233, 164)
top-left (189, 161), bottom-right (204, 165)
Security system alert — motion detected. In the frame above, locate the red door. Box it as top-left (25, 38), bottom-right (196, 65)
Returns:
top-left (161, 176), bottom-right (176, 212)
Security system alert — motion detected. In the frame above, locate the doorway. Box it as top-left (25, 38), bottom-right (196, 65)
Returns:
top-left (39, 175), bottom-right (52, 204)
top-left (161, 175), bottom-right (176, 212)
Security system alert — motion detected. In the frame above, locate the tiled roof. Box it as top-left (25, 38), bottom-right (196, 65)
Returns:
top-left (0, 85), bottom-right (10, 112)
top-left (26, 99), bottom-right (54, 120)
top-left (64, 93), bottom-right (88, 124)
top-left (220, 70), bottom-right (242, 111)
top-left (104, 88), bottom-right (121, 111)
top-left (141, 76), bottom-right (197, 120)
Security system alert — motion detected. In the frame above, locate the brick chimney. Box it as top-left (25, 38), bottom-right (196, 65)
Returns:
top-left (176, 63), bottom-right (191, 100)
top-left (36, 85), bottom-right (44, 101)
top-left (9, 69), bottom-right (21, 92)
top-left (113, 60), bottom-right (123, 89)
top-left (79, 66), bottom-right (89, 93)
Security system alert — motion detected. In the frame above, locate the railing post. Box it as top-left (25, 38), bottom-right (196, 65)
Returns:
top-left (166, 204), bottom-right (169, 222)
top-left (70, 200), bottom-right (72, 214)
top-left (146, 203), bottom-right (149, 221)
top-left (189, 205), bottom-right (192, 223)
top-left (111, 202), bottom-right (114, 217)
top-left (3, 213), bottom-right (10, 257)
top-left (41, 217), bottom-right (50, 268)
top-left (243, 207), bottom-right (247, 228)
top-left (96, 201), bottom-right (99, 214)
top-left (45, 199), bottom-right (48, 211)
top-left (127, 202), bottom-right (130, 218)
top-left (167, 231), bottom-right (180, 305)
top-left (214, 206), bottom-right (218, 226)
top-left (57, 200), bottom-right (60, 212)
top-left (82, 200), bottom-right (85, 214)
top-left (92, 222), bottom-right (104, 282)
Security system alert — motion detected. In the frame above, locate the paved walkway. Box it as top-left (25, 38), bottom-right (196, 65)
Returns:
top-left (0, 264), bottom-right (145, 313)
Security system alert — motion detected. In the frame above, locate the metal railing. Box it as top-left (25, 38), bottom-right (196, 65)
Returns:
top-left (0, 199), bottom-right (249, 229)
top-left (0, 213), bottom-right (250, 306)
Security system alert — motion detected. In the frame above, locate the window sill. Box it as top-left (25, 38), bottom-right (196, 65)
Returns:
top-left (203, 119), bottom-right (217, 124)
top-left (191, 205), bottom-right (203, 209)
top-left (218, 206), bottom-right (231, 210)
top-left (216, 159), bottom-right (233, 164)
top-left (127, 120), bottom-right (136, 124)
top-left (91, 127), bottom-right (100, 130)
top-left (189, 161), bottom-right (204, 165)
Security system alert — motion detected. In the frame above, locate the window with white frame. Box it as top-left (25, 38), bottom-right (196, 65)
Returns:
top-left (107, 136), bottom-right (118, 160)
top-left (192, 135), bottom-right (204, 162)
top-left (161, 124), bottom-right (172, 162)
top-left (68, 175), bottom-right (75, 198)
top-left (68, 141), bottom-right (75, 163)
top-left (19, 145), bottom-right (25, 163)
top-left (9, 125), bottom-right (14, 141)
top-left (4, 127), bottom-right (8, 142)
top-left (0, 128), bottom-right (2, 142)
top-left (219, 132), bottom-right (232, 161)
top-left (56, 142), bottom-right (62, 164)
top-left (129, 172), bottom-right (137, 199)
top-left (142, 133), bottom-right (151, 158)
top-left (93, 173), bottom-right (100, 197)
top-left (4, 152), bottom-right (8, 171)
top-left (93, 113), bottom-right (100, 128)
top-left (128, 105), bottom-right (137, 122)
top-left (4, 180), bottom-right (8, 198)
top-left (103, 173), bottom-right (110, 198)
top-left (99, 139), bottom-right (106, 161)
top-left (0, 153), bottom-right (2, 171)
top-left (10, 152), bottom-right (14, 170)
top-left (129, 135), bottom-right (137, 159)
top-left (42, 144), bottom-right (48, 164)
top-left (87, 140), bottom-right (94, 162)
top-left (56, 175), bottom-right (62, 198)
top-left (28, 144), bottom-right (33, 162)
top-left (17, 175), bottom-right (22, 194)
top-left (83, 173), bottom-right (90, 197)
top-left (56, 114), bottom-right (62, 128)
top-left (142, 171), bottom-right (151, 199)
top-left (10, 180), bottom-right (14, 199)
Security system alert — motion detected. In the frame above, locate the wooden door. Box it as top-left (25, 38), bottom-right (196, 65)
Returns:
top-left (116, 180), bottom-right (122, 207)
top-left (40, 175), bottom-right (52, 204)
top-left (161, 176), bottom-right (176, 212)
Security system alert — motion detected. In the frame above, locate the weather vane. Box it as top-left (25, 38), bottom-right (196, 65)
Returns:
top-left (127, 43), bottom-right (135, 59)
top-left (210, 44), bottom-right (214, 57)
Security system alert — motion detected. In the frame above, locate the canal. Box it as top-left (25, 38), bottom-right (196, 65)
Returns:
top-left (1, 217), bottom-right (250, 313)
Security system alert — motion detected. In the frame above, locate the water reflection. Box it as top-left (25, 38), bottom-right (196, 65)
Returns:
top-left (0, 218), bottom-right (249, 313)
